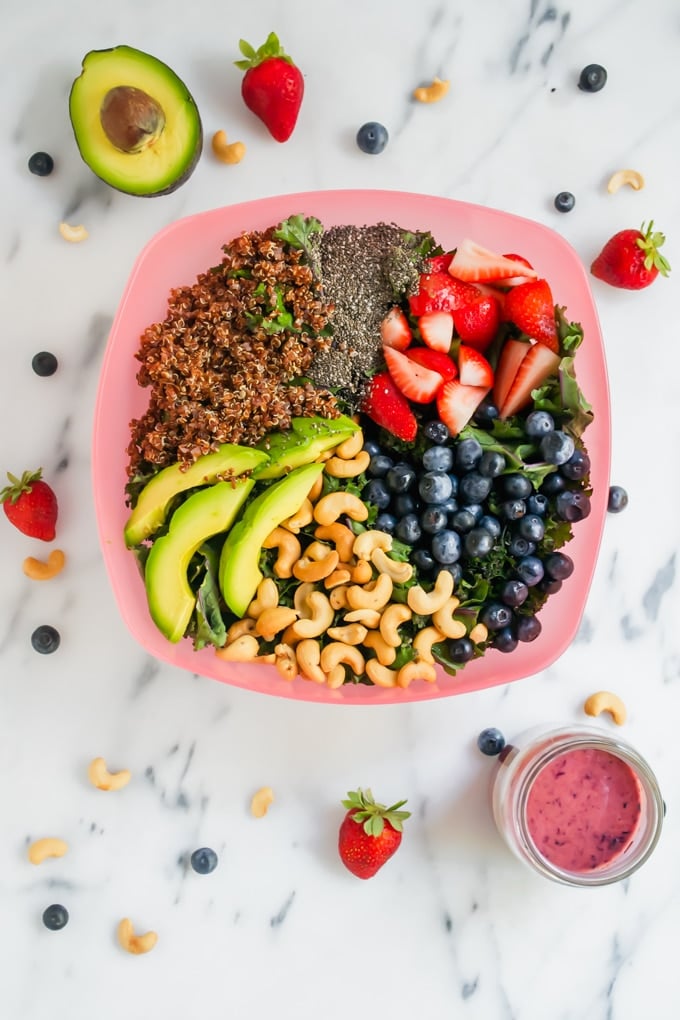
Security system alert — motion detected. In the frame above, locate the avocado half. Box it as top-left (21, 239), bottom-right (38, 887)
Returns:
top-left (69, 45), bottom-right (203, 197)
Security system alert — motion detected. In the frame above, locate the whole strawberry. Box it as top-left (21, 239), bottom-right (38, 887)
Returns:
top-left (591, 221), bottom-right (671, 290)
top-left (338, 788), bottom-right (410, 879)
top-left (235, 32), bottom-right (304, 143)
top-left (1, 469), bottom-right (58, 541)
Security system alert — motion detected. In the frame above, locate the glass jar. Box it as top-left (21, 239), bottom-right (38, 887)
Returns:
top-left (491, 724), bottom-right (664, 887)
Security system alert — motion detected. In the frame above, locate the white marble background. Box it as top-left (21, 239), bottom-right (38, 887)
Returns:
top-left (1, 1), bottom-right (679, 1018)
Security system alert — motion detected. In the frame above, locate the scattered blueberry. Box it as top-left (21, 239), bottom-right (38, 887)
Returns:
top-left (515, 555), bottom-right (545, 587)
top-left (32, 351), bottom-right (58, 376)
top-left (362, 478), bottom-right (391, 510)
top-left (374, 512), bottom-right (398, 535)
top-left (479, 514), bottom-right (502, 539)
top-left (578, 63), bottom-right (607, 93)
top-left (449, 636), bottom-right (475, 664)
top-left (500, 499), bottom-right (526, 522)
top-left (431, 529), bottom-right (462, 564)
top-left (540, 472), bottom-right (567, 496)
top-left (395, 513), bottom-right (422, 546)
top-left (42, 904), bottom-right (69, 930)
top-left (422, 445), bottom-right (453, 472)
top-left (516, 615), bottom-right (542, 642)
top-left (455, 437), bottom-right (483, 472)
top-left (478, 450), bottom-right (506, 478)
top-left (500, 579), bottom-right (529, 608)
top-left (458, 471), bottom-right (492, 504)
top-left (539, 577), bottom-right (563, 595)
top-left (31, 625), bottom-right (60, 654)
top-left (451, 508), bottom-right (477, 533)
top-left (190, 847), bottom-right (218, 875)
top-left (524, 410), bottom-right (554, 437)
top-left (544, 551), bottom-right (574, 581)
top-left (554, 191), bottom-right (575, 213)
top-left (507, 535), bottom-right (536, 558)
top-left (517, 514), bottom-right (545, 543)
top-left (527, 493), bottom-right (549, 516)
top-left (561, 448), bottom-right (591, 481)
top-left (421, 506), bottom-right (448, 534)
top-left (368, 453), bottom-right (393, 477)
top-left (412, 547), bottom-right (435, 573)
top-left (493, 626), bottom-right (519, 653)
top-left (555, 490), bottom-right (592, 522)
top-left (607, 485), bottom-right (629, 513)
top-left (540, 430), bottom-right (575, 466)
top-left (464, 528), bottom-right (495, 558)
top-left (362, 439), bottom-right (381, 458)
top-left (477, 727), bottom-right (506, 756)
top-left (356, 122), bottom-right (389, 155)
top-left (419, 471), bottom-right (453, 504)
top-left (28, 151), bottom-right (54, 176)
top-left (480, 602), bottom-right (512, 631)
top-left (386, 462), bottom-right (416, 494)
top-left (503, 474), bottom-right (533, 499)
top-left (423, 420), bottom-right (450, 444)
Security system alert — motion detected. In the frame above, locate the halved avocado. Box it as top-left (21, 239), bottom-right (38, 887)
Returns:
top-left (69, 45), bottom-right (203, 196)
top-left (253, 415), bottom-right (360, 480)
top-left (124, 444), bottom-right (269, 548)
top-left (145, 478), bottom-right (255, 643)
top-left (219, 462), bottom-right (325, 617)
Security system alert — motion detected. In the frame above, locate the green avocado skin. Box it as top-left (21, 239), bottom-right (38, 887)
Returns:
top-left (253, 416), bottom-right (359, 480)
top-left (219, 462), bottom-right (325, 617)
top-left (145, 478), bottom-right (255, 643)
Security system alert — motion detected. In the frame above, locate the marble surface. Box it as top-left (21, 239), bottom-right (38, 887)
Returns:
top-left (1, 1), bottom-right (679, 1017)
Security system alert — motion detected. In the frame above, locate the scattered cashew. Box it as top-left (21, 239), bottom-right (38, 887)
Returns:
top-left (88, 757), bottom-right (131, 792)
top-left (362, 630), bottom-right (397, 666)
top-left (262, 527), bottom-right (301, 578)
top-left (413, 626), bottom-right (446, 664)
top-left (320, 642), bottom-right (365, 688)
top-left (397, 660), bottom-right (437, 687)
top-left (296, 639), bottom-right (327, 684)
top-left (22, 548), bottom-right (66, 581)
top-left (291, 591), bottom-right (334, 639)
top-left (432, 597), bottom-right (466, 639)
top-left (327, 623), bottom-right (368, 645)
top-left (117, 918), bottom-right (158, 955)
top-left (353, 530), bottom-right (392, 560)
top-left (371, 547), bottom-right (413, 583)
top-left (282, 498), bottom-right (313, 534)
top-left (407, 570), bottom-right (454, 615)
top-left (274, 643), bottom-right (298, 681)
top-left (469, 622), bottom-right (489, 644)
top-left (324, 450), bottom-right (371, 478)
top-left (607, 169), bottom-right (645, 194)
top-left (226, 617), bottom-right (257, 642)
top-left (379, 603), bottom-right (413, 647)
top-left (334, 430), bottom-right (364, 459)
top-left (413, 77), bottom-right (450, 103)
top-left (247, 578), bottom-right (279, 618)
top-left (27, 837), bottom-right (68, 865)
top-left (346, 573), bottom-right (393, 611)
top-left (314, 522), bottom-right (356, 562)
top-left (365, 659), bottom-right (399, 687)
top-left (59, 221), bottom-right (88, 242)
top-left (313, 492), bottom-right (369, 526)
top-left (215, 634), bottom-right (260, 661)
top-left (251, 786), bottom-right (275, 817)
top-left (584, 691), bottom-right (627, 726)
top-left (254, 606), bottom-right (298, 641)
top-left (344, 607), bottom-right (381, 629)
top-left (293, 548), bottom-right (340, 582)
top-left (350, 558), bottom-right (374, 584)
top-left (211, 130), bottom-right (246, 165)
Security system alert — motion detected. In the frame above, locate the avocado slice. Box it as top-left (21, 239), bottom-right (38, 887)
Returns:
top-left (253, 415), bottom-right (360, 479)
top-left (69, 45), bottom-right (203, 197)
top-left (124, 444), bottom-right (269, 548)
top-left (145, 478), bottom-right (255, 643)
top-left (219, 462), bottom-right (325, 617)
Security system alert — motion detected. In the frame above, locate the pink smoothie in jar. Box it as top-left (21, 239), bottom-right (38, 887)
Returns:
top-left (525, 747), bottom-right (642, 872)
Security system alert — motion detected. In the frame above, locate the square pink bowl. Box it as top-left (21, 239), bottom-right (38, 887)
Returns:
top-left (92, 189), bottom-right (610, 704)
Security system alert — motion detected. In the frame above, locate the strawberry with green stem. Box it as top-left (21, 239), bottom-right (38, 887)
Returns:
top-left (591, 221), bottom-right (671, 290)
top-left (338, 789), bottom-right (411, 879)
top-left (1, 468), bottom-right (58, 541)
top-left (235, 32), bottom-right (304, 143)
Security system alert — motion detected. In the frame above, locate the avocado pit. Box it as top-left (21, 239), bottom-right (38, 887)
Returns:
top-left (100, 85), bottom-right (165, 153)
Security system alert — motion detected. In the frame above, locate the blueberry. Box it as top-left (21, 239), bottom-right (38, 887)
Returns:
top-left (555, 490), bottom-right (591, 522)
top-left (395, 513), bottom-right (422, 545)
top-left (431, 529), bottom-right (462, 564)
top-left (422, 445), bottom-right (453, 472)
top-left (437, 562), bottom-right (463, 588)
top-left (394, 493), bottom-right (420, 517)
top-left (479, 514), bottom-right (502, 539)
top-left (500, 579), bottom-right (528, 608)
top-left (448, 637), bottom-right (475, 664)
top-left (423, 420), bottom-right (450, 444)
top-left (190, 847), bottom-right (218, 874)
top-left (368, 454), bottom-right (393, 478)
top-left (413, 547), bottom-right (435, 573)
top-left (494, 626), bottom-right (518, 653)
top-left (578, 63), bottom-right (607, 92)
top-left (42, 904), bottom-right (69, 930)
top-left (527, 493), bottom-right (549, 516)
top-left (608, 485), bottom-right (629, 513)
top-left (477, 727), bottom-right (506, 756)
top-left (386, 462), bottom-right (416, 494)
top-left (516, 556), bottom-right (545, 587)
top-left (480, 602), bottom-right (512, 631)
top-left (507, 535), bottom-right (536, 558)
top-left (524, 410), bottom-right (555, 437)
top-left (356, 121), bottom-right (389, 154)
top-left (28, 151), bottom-right (54, 176)
top-left (32, 351), bottom-right (58, 376)
top-left (458, 471), bottom-right (492, 504)
top-left (419, 471), bottom-right (453, 504)
top-left (473, 398), bottom-right (499, 425)
top-left (362, 439), bottom-right (382, 457)
top-left (554, 191), bottom-right (575, 213)
top-left (465, 528), bottom-right (495, 558)
top-left (421, 506), bottom-right (448, 534)
top-left (516, 615), bottom-right (542, 642)
top-left (455, 437), bottom-right (483, 471)
top-left (479, 451), bottom-right (506, 478)
top-left (374, 512), bottom-right (398, 535)
top-left (503, 474), bottom-right (533, 499)
top-left (539, 577), bottom-right (563, 595)
top-left (362, 478), bottom-right (391, 510)
top-left (439, 496), bottom-right (459, 515)
top-left (450, 508), bottom-right (476, 533)
top-left (544, 551), bottom-right (574, 580)
top-left (540, 431), bottom-right (575, 466)
top-left (517, 513), bottom-right (545, 542)
top-left (541, 472), bottom-right (566, 495)
top-left (561, 448), bottom-right (591, 481)
top-left (500, 499), bottom-right (526, 522)
top-left (446, 474), bottom-right (459, 497)
top-left (31, 625), bottom-right (60, 654)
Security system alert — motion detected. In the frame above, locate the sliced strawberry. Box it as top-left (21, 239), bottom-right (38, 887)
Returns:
top-left (425, 253), bottom-right (453, 273)
top-left (383, 345), bottom-right (443, 403)
top-left (458, 345), bottom-right (494, 388)
top-left (418, 310), bottom-right (454, 352)
top-left (452, 295), bottom-right (502, 352)
top-left (408, 272), bottom-right (481, 317)
top-left (499, 344), bottom-right (561, 419)
top-left (503, 253), bottom-right (534, 270)
top-left (361, 372), bottom-right (418, 442)
top-left (448, 239), bottom-right (538, 284)
top-left (503, 279), bottom-right (559, 352)
top-left (493, 338), bottom-right (532, 411)
top-left (407, 347), bottom-right (458, 383)
top-left (380, 306), bottom-right (412, 351)
top-left (436, 380), bottom-right (490, 437)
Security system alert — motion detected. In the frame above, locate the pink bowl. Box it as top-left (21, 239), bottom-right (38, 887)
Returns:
top-left (92, 189), bottom-right (610, 704)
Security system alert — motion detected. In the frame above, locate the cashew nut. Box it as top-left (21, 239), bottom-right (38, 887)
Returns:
top-left (59, 221), bottom-right (88, 242)
top-left (293, 581), bottom-right (317, 619)
top-left (262, 527), bottom-right (301, 578)
top-left (254, 606), bottom-right (298, 641)
top-left (22, 549), bottom-right (66, 581)
top-left (469, 622), bottom-right (489, 644)
top-left (308, 472), bottom-right (324, 503)
top-left (215, 634), bottom-right (261, 661)
top-left (247, 578), bottom-right (279, 618)
top-left (344, 607), bottom-right (381, 629)
top-left (211, 130), bottom-right (246, 165)
top-left (397, 661), bottom-right (437, 687)
top-left (324, 450), bottom-right (371, 478)
top-left (117, 918), bottom-right (158, 955)
top-left (226, 617), bottom-right (257, 642)
top-left (314, 522), bottom-right (356, 562)
top-left (584, 691), bottom-right (627, 726)
top-left (413, 77), bottom-right (450, 103)
top-left (281, 623), bottom-right (302, 647)
top-left (291, 591), bottom-right (334, 639)
top-left (313, 492), bottom-right (369, 526)
top-left (350, 558), bottom-right (374, 584)
top-left (371, 547), bottom-right (413, 583)
top-left (296, 639), bottom-right (327, 684)
top-left (432, 597), bottom-right (466, 639)
top-left (282, 498), bottom-right (313, 533)
top-left (27, 837), bottom-right (68, 865)
top-left (274, 643), bottom-right (298, 681)
top-left (88, 757), bottom-right (131, 792)
top-left (353, 530), bottom-right (392, 560)
top-left (379, 603), bottom-right (413, 647)
top-left (251, 786), bottom-right (274, 817)
top-left (365, 659), bottom-right (399, 687)
top-left (362, 630), bottom-right (397, 666)
top-left (346, 573), bottom-right (393, 611)
top-left (330, 585), bottom-right (351, 610)
top-left (407, 570), bottom-right (454, 615)
top-left (327, 623), bottom-right (368, 645)
top-left (607, 169), bottom-right (645, 194)
top-left (413, 626), bottom-right (446, 664)
top-left (324, 568), bottom-right (353, 589)
top-left (293, 548), bottom-right (340, 582)
top-left (334, 430), bottom-right (364, 459)
top-left (320, 642), bottom-right (365, 688)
